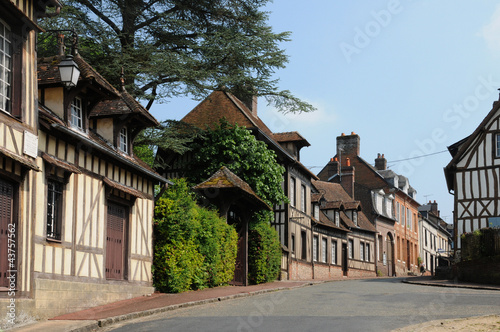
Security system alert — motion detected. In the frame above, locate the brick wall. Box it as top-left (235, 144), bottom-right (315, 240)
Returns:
top-left (347, 268), bottom-right (376, 278)
top-left (457, 256), bottom-right (500, 285)
top-left (313, 263), bottom-right (344, 280)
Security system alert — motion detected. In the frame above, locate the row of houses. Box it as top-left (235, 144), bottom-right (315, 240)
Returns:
top-left (0, 0), bottom-right (171, 321)
top-left (158, 90), bottom-right (453, 281)
top-left (6, 0), bottom-right (494, 321)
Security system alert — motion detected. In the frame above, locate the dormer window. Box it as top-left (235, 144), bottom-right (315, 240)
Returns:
top-left (334, 210), bottom-right (339, 227)
top-left (119, 127), bottom-right (128, 154)
top-left (71, 96), bottom-right (83, 129)
top-left (353, 211), bottom-right (358, 226)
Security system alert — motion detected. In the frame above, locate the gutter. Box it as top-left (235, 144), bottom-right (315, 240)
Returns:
top-left (52, 123), bottom-right (171, 184)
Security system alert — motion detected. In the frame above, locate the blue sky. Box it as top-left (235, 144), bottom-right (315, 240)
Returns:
top-left (150, 1), bottom-right (500, 224)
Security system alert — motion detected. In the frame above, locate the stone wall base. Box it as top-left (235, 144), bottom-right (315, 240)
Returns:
top-left (0, 278), bottom-right (154, 322)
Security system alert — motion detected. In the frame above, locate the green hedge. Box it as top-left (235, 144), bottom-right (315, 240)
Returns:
top-left (153, 179), bottom-right (238, 293)
top-left (248, 212), bottom-right (281, 284)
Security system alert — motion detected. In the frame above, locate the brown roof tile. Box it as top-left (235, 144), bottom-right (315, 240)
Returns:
top-left (193, 166), bottom-right (271, 211)
top-left (181, 90), bottom-right (318, 180)
top-left (90, 90), bottom-right (159, 127)
top-left (38, 55), bottom-right (119, 98)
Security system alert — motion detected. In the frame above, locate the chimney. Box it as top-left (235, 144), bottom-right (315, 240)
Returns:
top-left (337, 132), bottom-right (360, 157)
top-left (340, 164), bottom-right (355, 199)
top-left (244, 95), bottom-right (258, 116)
top-left (375, 153), bottom-right (387, 171)
top-left (430, 200), bottom-right (440, 217)
top-left (324, 157), bottom-right (340, 180)
top-left (234, 87), bottom-right (258, 116)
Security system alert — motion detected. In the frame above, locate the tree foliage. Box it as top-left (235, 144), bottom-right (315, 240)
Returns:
top-left (186, 119), bottom-right (287, 206)
top-left (153, 178), bottom-right (238, 293)
top-left (248, 211), bottom-right (282, 284)
top-left (183, 120), bottom-right (284, 284)
top-left (38, 0), bottom-right (315, 113)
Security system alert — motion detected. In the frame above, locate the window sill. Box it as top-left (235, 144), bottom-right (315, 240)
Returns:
top-left (46, 237), bottom-right (62, 244)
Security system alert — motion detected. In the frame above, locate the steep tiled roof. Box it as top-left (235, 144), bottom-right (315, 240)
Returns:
top-left (273, 131), bottom-right (310, 148)
top-left (312, 180), bottom-right (376, 233)
top-left (181, 90), bottom-right (318, 180)
top-left (38, 54), bottom-right (119, 98)
top-left (317, 211), bottom-right (349, 232)
top-left (90, 90), bottom-right (159, 127)
top-left (38, 104), bottom-right (167, 183)
top-left (193, 166), bottom-right (271, 211)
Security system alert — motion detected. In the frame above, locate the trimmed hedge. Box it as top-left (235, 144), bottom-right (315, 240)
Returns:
top-left (153, 179), bottom-right (238, 293)
top-left (248, 212), bottom-right (282, 284)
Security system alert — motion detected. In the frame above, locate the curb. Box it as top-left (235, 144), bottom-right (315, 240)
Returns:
top-left (402, 279), bottom-right (500, 291)
top-left (69, 282), bottom-right (315, 332)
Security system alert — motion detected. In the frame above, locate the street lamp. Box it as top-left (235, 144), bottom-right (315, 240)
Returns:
top-left (43, 29), bottom-right (81, 88)
top-left (58, 55), bottom-right (80, 88)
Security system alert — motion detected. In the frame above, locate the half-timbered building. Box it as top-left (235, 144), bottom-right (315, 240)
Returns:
top-left (311, 180), bottom-right (377, 278)
top-left (444, 98), bottom-right (500, 253)
top-left (0, 0), bottom-right (62, 323)
top-left (28, 53), bottom-right (168, 318)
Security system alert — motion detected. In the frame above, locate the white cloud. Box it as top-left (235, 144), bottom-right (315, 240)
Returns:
top-left (480, 4), bottom-right (500, 53)
top-left (261, 100), bottom-right (337, 133)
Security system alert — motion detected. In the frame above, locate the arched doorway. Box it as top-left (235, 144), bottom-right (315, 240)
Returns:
top-left (386, 232), bottom-right (395, 277)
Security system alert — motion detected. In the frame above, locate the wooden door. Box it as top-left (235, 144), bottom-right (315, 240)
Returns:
top-left (231, 222), bottom-right (248, 286)
top-left (106, 202), bottom-right (127, 280)
top-left (0, 179), bottom-right (14, 287)
top-left (342, 243), bottom-right (348, 276)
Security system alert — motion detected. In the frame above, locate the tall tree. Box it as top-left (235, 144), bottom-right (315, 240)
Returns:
top-left (39, 0), bottom-right (314, 113)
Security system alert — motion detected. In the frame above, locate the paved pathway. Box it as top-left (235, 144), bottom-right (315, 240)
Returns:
top-left (7, 276), bottom-right (500, 332)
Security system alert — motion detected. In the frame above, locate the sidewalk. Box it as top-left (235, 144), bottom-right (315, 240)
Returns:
top-left (402, 275), bottom-right (500, 291)
top-left (9, 280), bottom-right (312, 332)
top-left (8, 276), bottom-right (500, 332)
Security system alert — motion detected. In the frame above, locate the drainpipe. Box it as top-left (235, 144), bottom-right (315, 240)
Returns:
top-left (311, 219), bottom-right (316, 279)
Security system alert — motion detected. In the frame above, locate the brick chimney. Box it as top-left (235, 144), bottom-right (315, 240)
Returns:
top-left (375, 153), bottom-right (387, 171)
top-left (337, 132), bottom-right (360, 157)
top-left (429, 200), bottom-right (440, 217)
top-left (318, 158), bottom-right (340, 181)
top-left (244, 95), bottom-right (258, 116)
top-left (340, 162), bottom-right (355, 199)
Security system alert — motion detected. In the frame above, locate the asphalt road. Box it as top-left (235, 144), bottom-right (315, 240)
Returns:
top-left (106, 278), bottom-right (500, 332)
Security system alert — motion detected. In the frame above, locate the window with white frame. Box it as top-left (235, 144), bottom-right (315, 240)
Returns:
top-left (119, 127), bottom-right (128, 153)
top-left (321, 238), bottom-right (327, 263)
top-left (407, 208), bottom-right (411, 229)
top-left (331, 240), bottom-right (337, 264)
top-left (360, 242), bottom-right (365, 261)
top-left (496, 134), bottom-right (500, 158)
top-left (300, 184), bottom-right (306, 212)
top-left (0, 20), bottom-right (12, 114)
top-left (313, 235), bottom-right (318, 262)
top-left (400, 205), bottom-right (405, 226)
top-left (353, 211), bottom-right (358, 226)
top-left (71, 96), bottom-right (83, 129)
top-left (396, 202), bottom-right (400, 222)
top-left (314, 204), bottom-right (319, 220)
top-left (290, 177), bottom-right (296, 207)
top-left (334, 210), bottom-right (339, 227)
top-left (47, 179), bottom-right (64, 241)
